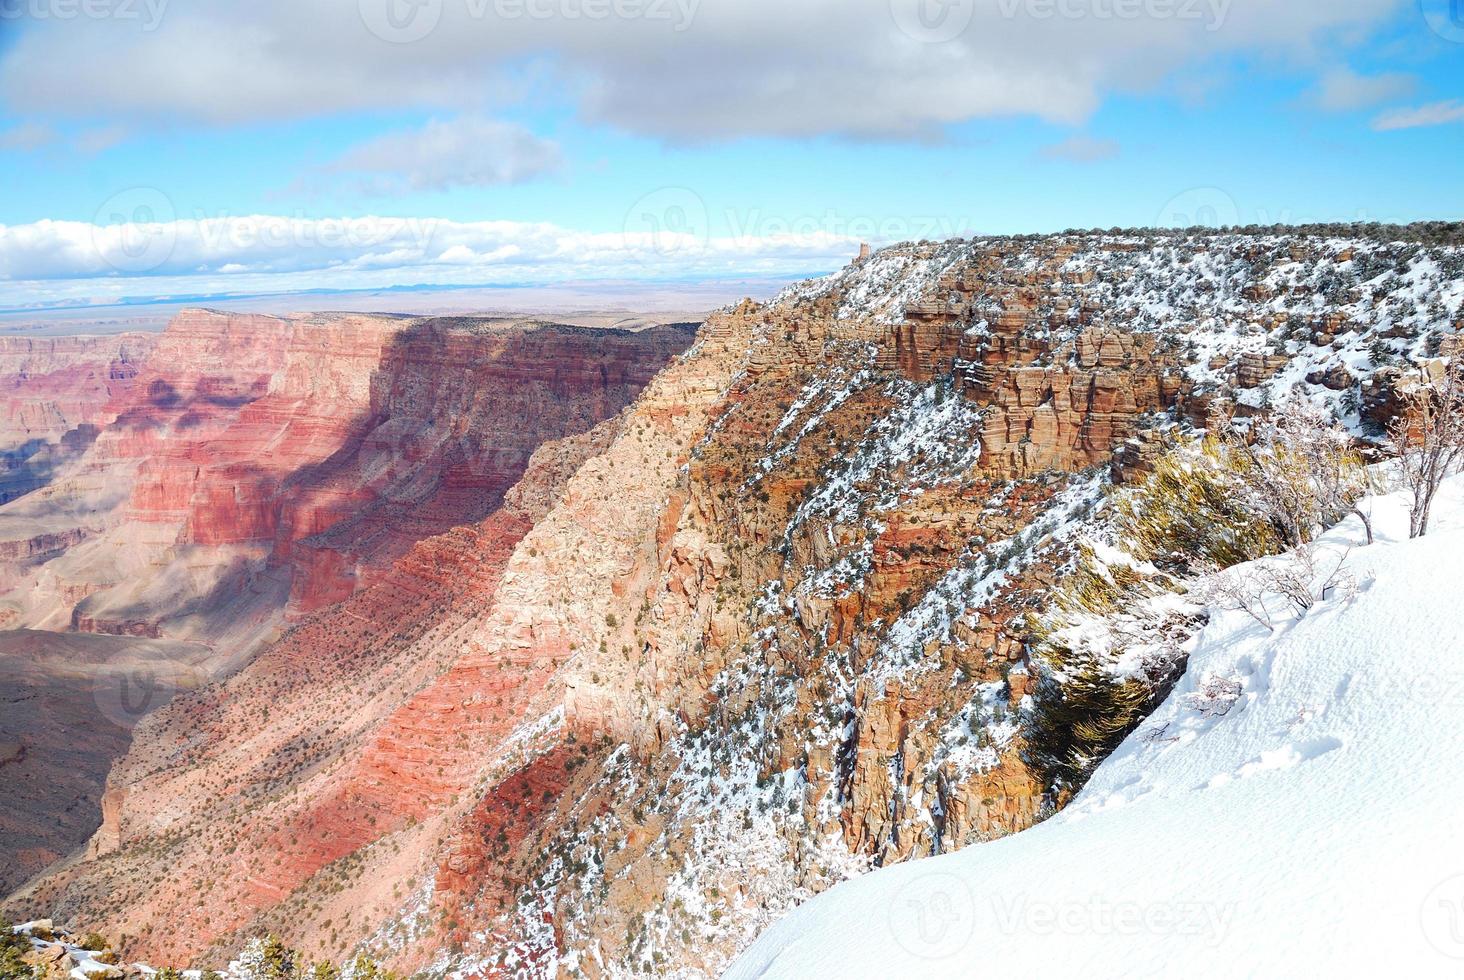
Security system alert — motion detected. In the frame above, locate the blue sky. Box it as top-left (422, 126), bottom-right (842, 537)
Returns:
top-left (0, 0), bottom-right (1460, 309)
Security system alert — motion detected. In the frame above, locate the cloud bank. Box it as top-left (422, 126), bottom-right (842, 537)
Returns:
top-left (0, 208), bottom-right (874, 309)
top-left (0, 0), bottom-right (1406, 141)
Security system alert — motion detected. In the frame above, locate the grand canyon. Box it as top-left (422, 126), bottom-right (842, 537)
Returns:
top-left (7, 4), bottom-right (1464, 975)
top-left (4, 226), bottom-right (1463, 976)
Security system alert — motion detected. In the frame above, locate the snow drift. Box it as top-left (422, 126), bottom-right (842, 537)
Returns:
top-left (730, 476), bottom-right (1464, 978)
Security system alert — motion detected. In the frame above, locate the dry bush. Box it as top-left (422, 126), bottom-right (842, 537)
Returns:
top-left (1207, 544), bottom-right (1356, 632)
top-left (1390, 359), bottom-right (1464, 538)
top-left (1117, 404), bottom-right (1373, 573)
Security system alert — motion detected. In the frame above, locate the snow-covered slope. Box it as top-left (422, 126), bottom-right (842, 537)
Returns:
top-left (729, 476), bottom-right (1464, 978)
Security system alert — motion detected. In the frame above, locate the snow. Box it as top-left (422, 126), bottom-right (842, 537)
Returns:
top-left (10, 922), bottom-right (150, 980)
top-left (729, 475), bottom-right (1464, 979)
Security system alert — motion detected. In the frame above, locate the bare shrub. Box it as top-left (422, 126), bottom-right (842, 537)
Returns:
top-left (1183, 675), bottom-right (1243, 718)
top-left (1390, 359), bottom-right (1464, 538)
top-left (1208, 545), bottom-right (1355, 632)
top-left (1258, 399), bottom-right (1377, 544)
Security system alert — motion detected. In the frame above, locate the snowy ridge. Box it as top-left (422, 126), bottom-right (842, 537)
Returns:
top-left (772, 233), bottom-right (1462, 431)
top-left (729, 476), bottom-right (1464, 978)
top-left (771, 240), bottom-right (973, 323)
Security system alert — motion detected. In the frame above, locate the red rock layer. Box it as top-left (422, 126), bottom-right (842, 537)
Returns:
top-left (0, 333), bottom-right (155, 504)
top-left (2, 319), bottom-right (692, 963)
top-left (0, 311), bottom-right (692, 644)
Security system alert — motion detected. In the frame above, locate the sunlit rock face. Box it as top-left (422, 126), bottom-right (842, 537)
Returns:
top-left (0, 311), bottom-right (694, 919)
top-left (0, 310), bottom-right (694, 647)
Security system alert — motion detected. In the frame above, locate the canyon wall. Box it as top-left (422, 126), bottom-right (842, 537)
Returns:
top-left (0, 311), bottom-right (694, 649)
top-left (0, 333), bottom-right (156, 506)
top-left (8, 233), bottom-right (1461, 978)
top-left (0, 311), bottom-right (694, 905)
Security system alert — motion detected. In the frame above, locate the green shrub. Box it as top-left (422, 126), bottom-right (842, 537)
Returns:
top-left (1, 924), bottom-right (33, 980)
top-left (1026, 660), bottom-right (1155, 787)
top-left (1113, 434), bottom-right (1282, 573)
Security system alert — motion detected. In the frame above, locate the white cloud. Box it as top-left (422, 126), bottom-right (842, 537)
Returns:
top-left (0, 121), bottom-right (58, 150)
top-left (0, 210), bottom-right (874, 308)
top-left (73, 125), bottom-right (131, 154)
top-left (1038, 135), bottom-right (1120, 162)
top-left (0, 121), bottom-right (130, 154)
top-left (0, 0), bottom-right (1407, 142)
top-left (1371, 99), bottom-right (1464, 131)
top-left (1307, 67), bottom-right (1414, 111)
top-left (326, 116), bottom-right (563, 193)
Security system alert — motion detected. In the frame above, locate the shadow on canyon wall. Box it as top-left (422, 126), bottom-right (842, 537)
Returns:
top-left (0, 316), bottom-right (698, 898)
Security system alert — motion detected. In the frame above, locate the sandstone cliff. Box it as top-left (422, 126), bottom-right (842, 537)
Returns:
top-left (0, 312), bottom-right (693, 912)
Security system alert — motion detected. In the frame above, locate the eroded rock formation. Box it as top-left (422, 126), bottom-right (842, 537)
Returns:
top-left (0, 311), bottom-right (693, 907)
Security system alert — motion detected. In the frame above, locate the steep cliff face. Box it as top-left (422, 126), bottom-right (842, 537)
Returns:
top-left (0, 311), bottom-right (402, 642)
top-left (0, 333), bottom-right (156, 506)
top-left (0, 311), bottom-right (693, 649)
top-left (276, 320), bottom-right (691, 614)
top-left (0, 312), bottom-right (694, 916)
top-left (8, 233), bottom-right (1460, 978)
top-left (455, 233), bottom-right (1459, 976)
